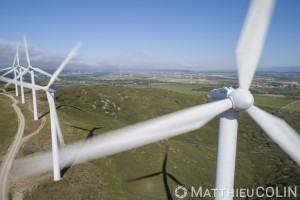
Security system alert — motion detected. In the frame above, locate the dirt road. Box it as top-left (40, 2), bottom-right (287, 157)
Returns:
top-left (0, 93), bottom-right (25, 200)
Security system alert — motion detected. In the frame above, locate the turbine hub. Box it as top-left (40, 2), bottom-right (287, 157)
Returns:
top-left (228, 89), bottom-right (253, 111)
top-left (48, 86), bottom-right (60, 93)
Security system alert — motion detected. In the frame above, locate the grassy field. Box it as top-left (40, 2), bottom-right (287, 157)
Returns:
top-left (150, 83), bottom-right (215, 98)
top-left (150, 83), bottom-right (296, 108)
top-left (284, 100), bottom-right (300, 110)
top-left (253, 94), bottom-right (294, 108)
top-left (3, 84), bottom-right (296, 200)
top-left (0, 93), bottom-right (18, 161)
top-left (150, 83), bottom-right (202, 94)
top-left (257, 87), bottom-right (300, 98)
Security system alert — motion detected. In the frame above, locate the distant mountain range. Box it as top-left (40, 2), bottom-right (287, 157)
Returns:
top-left (60, 65), bottom-right (300, 73)
top-left (256, 66), bottom-right (300, 72)
top-left (2, 65), bottom-right (299, 75)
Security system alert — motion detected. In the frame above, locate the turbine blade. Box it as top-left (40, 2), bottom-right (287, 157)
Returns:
top-left (11, 99), bottom-right (233, 179)
top-left (47, 42), bottom-right (81, 87)
top-left (125, 172), bottom-right (162, 182)
top-left (55, 121), bottom-right (65, 146)
top-left (246, 106), bottom-right (300, 164)
top-left (68, 125), bottom-right (90, 132)
top-left (15, 68), bottom-right (20, 75)
top-left (0, 68), bottom-right (15, 78)
top-left (16, 46), bottom-right (20, 66)
top-left (0, 76), bottom-right (44, 91)
top-left (0, 67), bottom-right (12, 72)
top-left (48, 96), bottom-right (65, 146)
top-left (23, 35), bottom-right (31, 67)
top-left (19, 66), bottom-right (27, 70)
top-left (166, 173), bottom-right (190, 191)
top-left (31, 67), bottom-right (53, 78)
top-left (4, 68), bottom-right (30, 88)
top-left (12, 50), bottom-right (17, 67)
top-left (237, 0), bottom-right (276, 90)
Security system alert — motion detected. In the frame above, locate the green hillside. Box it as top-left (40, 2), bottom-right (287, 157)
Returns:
top-left (0, 92), bottom-right (18, 162)
top-left (7, 85), bottom-right (300, 199)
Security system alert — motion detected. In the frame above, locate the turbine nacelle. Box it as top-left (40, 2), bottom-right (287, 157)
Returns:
top-left (48, 86), bottom-right (60, 93)
top-left (210, 87), bottom-right (235, 102)
top-left (210, 87), bottom-right (254, 112)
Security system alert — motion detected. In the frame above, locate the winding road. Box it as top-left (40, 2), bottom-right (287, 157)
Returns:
top-left (0, 93), bottom-right (25, 200)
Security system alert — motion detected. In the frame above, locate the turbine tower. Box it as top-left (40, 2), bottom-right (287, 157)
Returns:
top-left (17, 48), bottom-right (26, 104)
top-left (1, 42), bottom-right (81, 180)
top-left (16, 47), bottom-right (26, 104)
top-left (24, 36), bottom-right (39, 121)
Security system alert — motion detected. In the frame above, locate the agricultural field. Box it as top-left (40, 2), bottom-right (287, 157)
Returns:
top-left (0, 71), bottom-right (299, 199)
top-left (284, 100), bottom-right (300, 110)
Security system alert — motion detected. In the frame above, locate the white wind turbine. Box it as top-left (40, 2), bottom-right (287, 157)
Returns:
top-left (4, 36), bottom-right (55, 120)
top-left (4, 0), bottom-right (300, 198)
top-left (1, 43), bottom-right (81, 181)
top-left (0, 47), bottom-right (23, 98)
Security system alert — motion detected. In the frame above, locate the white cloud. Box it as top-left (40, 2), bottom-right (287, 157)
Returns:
top-left (0, 39), bottom-right (230, 72)
top-left (0, 40), bottom-right (144, 72)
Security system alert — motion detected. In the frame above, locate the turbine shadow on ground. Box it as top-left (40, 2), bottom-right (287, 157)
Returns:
top-left (60, 125), bottom-right (102, 177)
top-left (39, 103), bottom-right (83, 119)
top-left (55, 95), bottom-right (85, 112)
top-left (125, 147), bottom-right (190, 200)
top-left (24, 91), bottom-right (32, 94)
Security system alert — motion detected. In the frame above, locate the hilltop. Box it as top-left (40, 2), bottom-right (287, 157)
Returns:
top-left (5, 84), bottom-right (298, 199)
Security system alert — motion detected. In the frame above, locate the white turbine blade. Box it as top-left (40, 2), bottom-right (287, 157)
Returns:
top-left (47, 42), bottom-right (81, 87)
top-left (16, 46), bottom-right (20, 66)
top-left (0, 67), bottom-right (12, 72)
top-left (55, 116), bottom-right (65, 146)
top-left (0, 76), bottom-right (44, 91)
top-left (0, 68), bottom-right (15, 78)
top-left (48, 95), bottom-right (65, 146)
top-left (237, 0), bottom-right (276, 90)
top-left (12, 51), bottom-right (17, 67)
top-left (31, 67), bottom-right (53, 78)
top-left (14, 68), bottom-right (19, 75)
top-left (11, 99), bottom-right (233, 179)
top-left (13, 67), bottom-right (20, 75)
top-left (23, 35), bottom-right (31, 67)
top-left (247, 106), bottom-right (300, 164)
top-left (18, 66), bottom-right (28, 72)
top-left (4, 68), bottom-right (30, 88)
top-left (32, 67), bottom-right (61, 80)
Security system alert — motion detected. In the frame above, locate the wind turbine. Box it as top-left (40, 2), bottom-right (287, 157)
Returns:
top-left (0, 47), bottom-right (22, 97)
top-left (1, 45), bottom-right (35, 104)
top-left (1, 42), bottom-right (81, 181)
top-left (4, 36), bottom-right (54, 120)
top-left (6, 1), bottom-right (300, 198)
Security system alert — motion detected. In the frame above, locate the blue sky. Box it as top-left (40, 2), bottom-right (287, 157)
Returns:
top-left (0, 0), bottom-right (299, 70)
